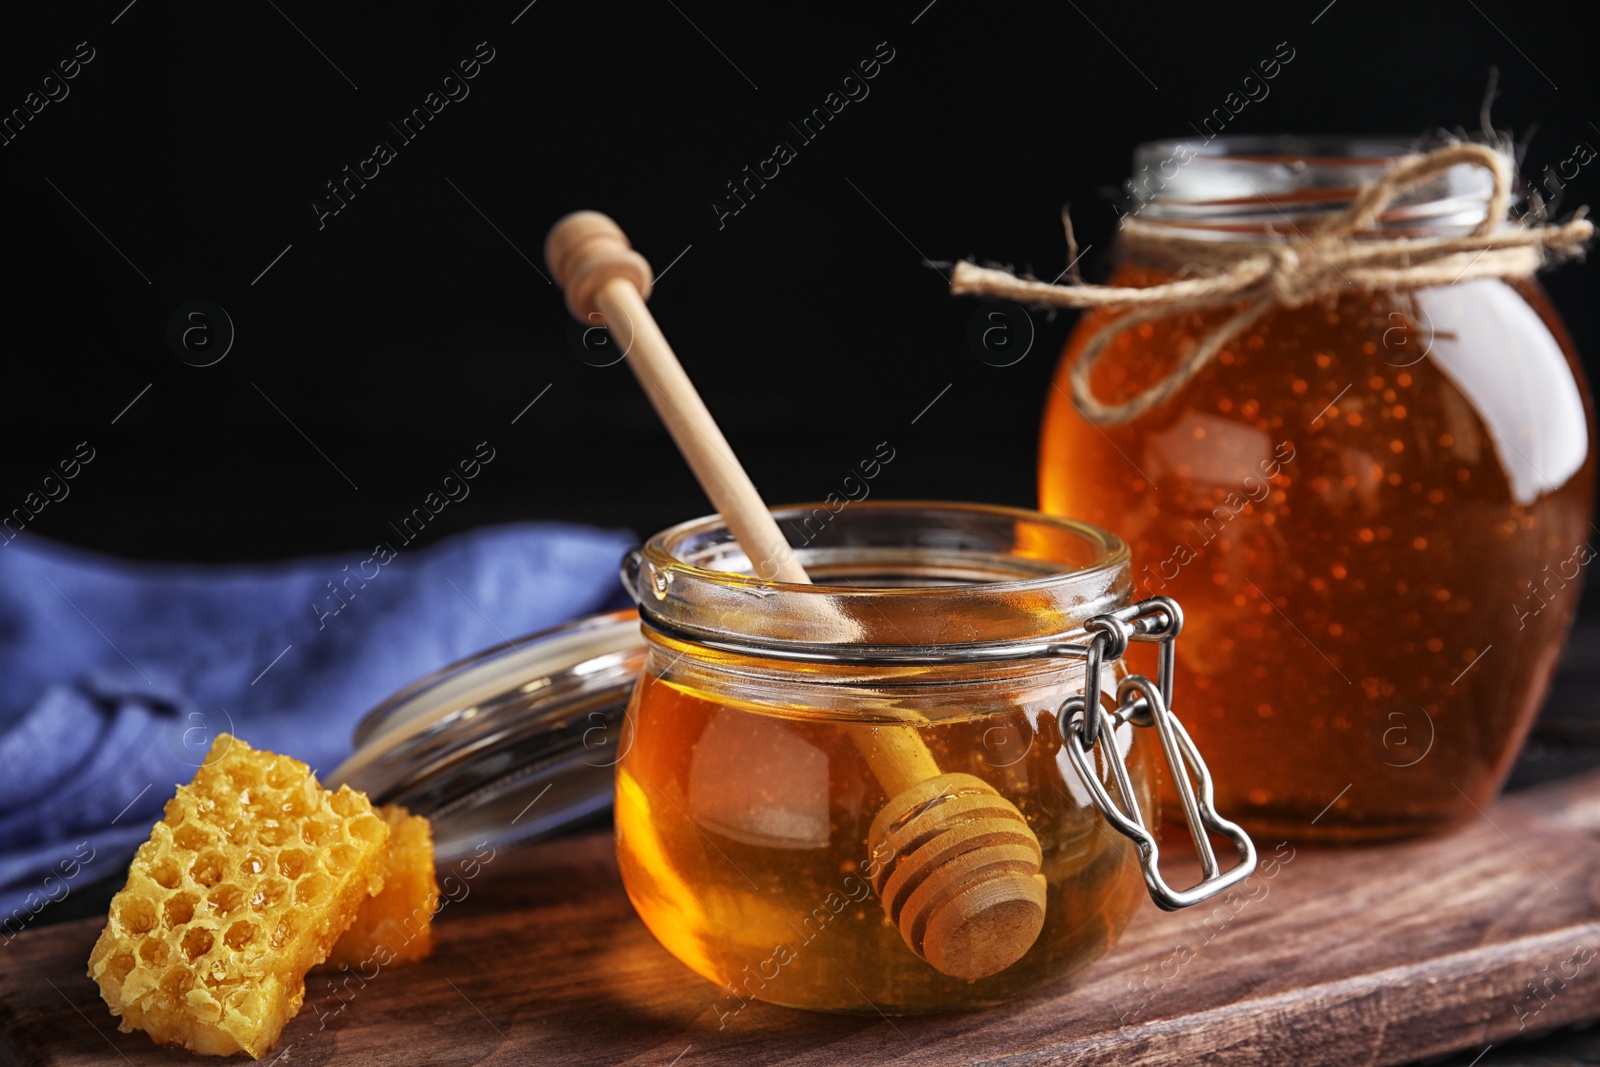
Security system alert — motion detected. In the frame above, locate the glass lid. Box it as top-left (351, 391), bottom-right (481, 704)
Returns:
top-left (327, 608), bottom-right (646, 861)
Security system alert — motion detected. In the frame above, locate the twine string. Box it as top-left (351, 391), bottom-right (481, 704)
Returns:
top-left (950, 143), bottom-right (1592, 426)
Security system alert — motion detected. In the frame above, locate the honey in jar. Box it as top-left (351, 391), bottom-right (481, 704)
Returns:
top-left (1039, 138), bottom-right (1595, 841)
top-left (614, 501), bottom-right (1252, 1013)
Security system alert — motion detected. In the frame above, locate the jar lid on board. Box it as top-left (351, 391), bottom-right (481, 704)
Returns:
top-left (328, 608), bottom-right (644, 861)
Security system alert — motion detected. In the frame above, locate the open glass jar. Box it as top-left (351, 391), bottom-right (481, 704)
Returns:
top-left (615, 501), bottom-right (1253, 1014)
top-left (1040, 137), bottom-right (1595, 842)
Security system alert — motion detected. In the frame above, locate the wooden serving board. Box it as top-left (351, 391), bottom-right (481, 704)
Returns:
top-left (4, 771), bottom-right (1599, 1067)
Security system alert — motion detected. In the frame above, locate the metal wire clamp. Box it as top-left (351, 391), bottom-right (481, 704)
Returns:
top-left (1057, 597), bottom-right (1258, 911)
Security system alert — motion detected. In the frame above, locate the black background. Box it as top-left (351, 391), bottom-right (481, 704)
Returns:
top-left (2, 0), bottom-right (1596, 581)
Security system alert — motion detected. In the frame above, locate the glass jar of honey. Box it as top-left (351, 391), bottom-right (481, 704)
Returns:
top-left (1039, 137), bottom-right (1595, 842)
top-left (614, 501), bottom-right (1253, 1014)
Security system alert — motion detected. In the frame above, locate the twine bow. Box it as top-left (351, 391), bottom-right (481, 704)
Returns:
top-left (950, 143), bottom-right (1593, 426)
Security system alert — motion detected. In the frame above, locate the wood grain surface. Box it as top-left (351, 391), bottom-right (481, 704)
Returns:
top-left (3, 769), bottom-right (1598, 1067)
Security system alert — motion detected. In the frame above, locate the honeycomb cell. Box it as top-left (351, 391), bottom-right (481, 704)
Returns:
top-left (139, 938), bottom-right (169, 968)
top-left (181, 928), bottom-right (214, 962)
top-left (173, 825), bottom-right (210, 853)
top-left (270, 915), bottom-right (296, 950)
top-left (88, 734), bottom-right (390, 1059)
top-left (107, 952), bottom-right (136, 983)
top-left (280, 788), bottom-right (310, 820)
top-left (224, 921), bottom-right (257, 951)
top-left (251, 879), bottom-right (288, 911)
top-left (164, 893), bottom-right (196, 928)
top-left (159, 967), bottom-right (193, 998)
top-left (301, 818), bottom-right (337, 847)
top-left (208, 884), bottom-right (244, 918)
top-left (150, 861), bottom-right (182, 891)
top-left (326, 844), bottom-right (358, 874)
top-left (295, 873), bottom-right (331, 907)
top-left (202, 959), bottom-right (232, 990)
top-left (277, 849), bottom-right (309, 880)
top-left (117, 895), bottom-right (157, 936)
top-left (191, 852), bottom-right (226, 889)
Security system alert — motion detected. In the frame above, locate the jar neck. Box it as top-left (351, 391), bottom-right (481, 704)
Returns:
top-left (638, 623), bottom-right (1098, 709)
top-left (628, 501), bottom-right (1133, 654)
top-left (1123, 135), bottom-right (1511, 241)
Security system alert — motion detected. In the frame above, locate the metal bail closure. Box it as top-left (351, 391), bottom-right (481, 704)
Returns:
top-left (1059, 603), bottom-right (1257, 911)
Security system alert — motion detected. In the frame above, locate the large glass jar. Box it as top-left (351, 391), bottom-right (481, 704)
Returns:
top-left (1040, 137), bottom-right (1595, 842)
top-left (614, 502), bottom-right (1174, 1014)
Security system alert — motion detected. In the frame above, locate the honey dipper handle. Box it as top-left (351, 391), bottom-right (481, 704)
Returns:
top-left (856, 728), bottom-right (942, 798)
top-left (546, 211), bottom-right (809, 586)
top-left (604, 282), bottom-right (813, 585)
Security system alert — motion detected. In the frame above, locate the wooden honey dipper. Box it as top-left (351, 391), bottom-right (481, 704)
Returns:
top-left (545, 211), bottom-right (1047, 980)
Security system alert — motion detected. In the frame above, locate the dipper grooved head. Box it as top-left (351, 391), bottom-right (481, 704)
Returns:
top-left (867, 772), bottom-right (1047, 980)
top-left (544, 210), bottom-right (654, 321)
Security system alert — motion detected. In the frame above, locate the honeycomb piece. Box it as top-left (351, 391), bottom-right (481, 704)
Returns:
top-left (88, 735), bottom-right (389, 1058)
top-left (323, 805), bottom-right (438, 970)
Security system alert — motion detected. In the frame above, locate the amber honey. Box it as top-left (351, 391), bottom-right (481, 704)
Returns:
top-left (1042, 261), bottom-right (1593, 840)
top-left (615, 649), bottom-right (1153, 1014)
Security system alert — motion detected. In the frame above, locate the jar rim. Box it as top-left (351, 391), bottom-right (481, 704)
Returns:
top-left (1126, 134), bottom-right (1508, 236)
top-left (1137, 133), bottom-right (1423, 167)
top-left (628, 500), bottom-right (1133, 653)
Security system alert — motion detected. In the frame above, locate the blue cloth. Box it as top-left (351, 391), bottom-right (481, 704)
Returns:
top-left (0, 523), bottom-right (634, 920)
